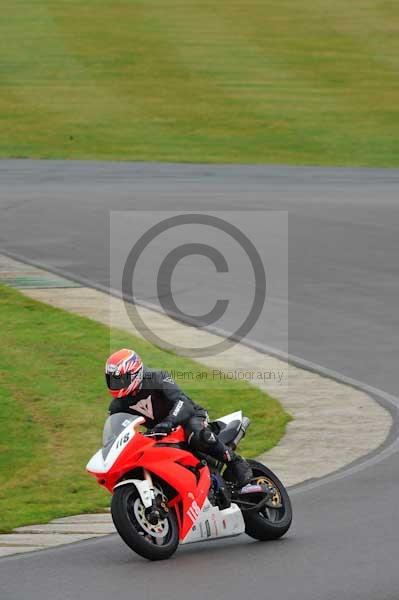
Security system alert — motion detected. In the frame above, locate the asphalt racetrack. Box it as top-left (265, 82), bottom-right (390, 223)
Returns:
top-left (1, 161), bottom-right (399, 600)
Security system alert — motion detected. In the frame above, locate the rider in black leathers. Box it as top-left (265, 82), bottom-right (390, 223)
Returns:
top-left (105, 349), bottom-right (253, 487)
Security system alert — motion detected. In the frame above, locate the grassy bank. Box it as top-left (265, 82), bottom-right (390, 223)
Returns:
top-left (1, 1), bottom-right (399, 166)
top-left (0, 284), bottom-right (290, 532)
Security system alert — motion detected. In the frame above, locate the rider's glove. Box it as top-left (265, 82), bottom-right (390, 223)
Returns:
top-left (152, 421), bottom-right (174, 435)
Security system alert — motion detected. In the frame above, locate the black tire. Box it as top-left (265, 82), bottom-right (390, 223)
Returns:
top-left (111, 484), bottom-right (179, 561)
top-left (243, 460), bottom-right (292, 541)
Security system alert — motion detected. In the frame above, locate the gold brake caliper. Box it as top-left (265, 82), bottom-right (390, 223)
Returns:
top-left (256, 476), bottom-right (281, 507)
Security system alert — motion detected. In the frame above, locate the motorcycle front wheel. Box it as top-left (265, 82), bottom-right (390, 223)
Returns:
top-left (111, 484), bottom-right (179, 561)
top-left (242, 460), bottom-right (292, 541)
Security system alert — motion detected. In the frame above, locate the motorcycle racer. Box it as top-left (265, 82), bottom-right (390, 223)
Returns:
top-left (105, 348), bottom-right (253, 487)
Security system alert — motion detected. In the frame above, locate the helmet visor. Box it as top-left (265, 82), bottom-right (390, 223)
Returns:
top-left (105, 372), bottom-right (132, 391)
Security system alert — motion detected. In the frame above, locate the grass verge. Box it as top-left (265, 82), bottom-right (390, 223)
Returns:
top-left (0, 284), bottom-right (290, 532)
top-left (1, 1), bottom-right (399, 166)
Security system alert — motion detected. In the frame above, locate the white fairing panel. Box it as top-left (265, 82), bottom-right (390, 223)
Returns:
top-left (86, 419), bottom-right (140, 474)
top-left (217, 411), bottom-right (243, 426)
top-left (181, 498), bottom-right (245, 544)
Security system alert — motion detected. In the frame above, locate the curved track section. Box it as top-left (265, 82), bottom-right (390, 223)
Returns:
top-left (1, 161), bottom-right (399, 600)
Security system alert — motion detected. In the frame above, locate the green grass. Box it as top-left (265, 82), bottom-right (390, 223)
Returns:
top-left (0, 284), bottom-right (290, 532)
top-left (1, 1), bottom-right (399, 166)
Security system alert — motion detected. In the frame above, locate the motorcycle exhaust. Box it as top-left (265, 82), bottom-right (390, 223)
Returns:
top-left (230, 416), bottom-right (251, 451)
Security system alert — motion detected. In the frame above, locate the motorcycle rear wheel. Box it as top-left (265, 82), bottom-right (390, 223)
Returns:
top-left (243, 460), bottom-right (292, 541)
top-left (111, 484), bottom-right (179, 561)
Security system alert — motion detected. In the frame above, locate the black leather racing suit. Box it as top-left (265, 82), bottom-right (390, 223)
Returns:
top-left (109, 368), bottom-right (236, 464)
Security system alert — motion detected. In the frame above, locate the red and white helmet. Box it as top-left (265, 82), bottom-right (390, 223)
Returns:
top-left (105, 349), bottom-right (143, 399)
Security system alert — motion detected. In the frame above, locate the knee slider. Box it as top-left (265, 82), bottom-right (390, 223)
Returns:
top-left (200, 428), bottom-right (218, 447)
top-left (187, 428), bottom-right (217, 452)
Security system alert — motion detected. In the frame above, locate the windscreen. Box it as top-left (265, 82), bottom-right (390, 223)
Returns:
top-left (102, 413), bottom-right (137, 460)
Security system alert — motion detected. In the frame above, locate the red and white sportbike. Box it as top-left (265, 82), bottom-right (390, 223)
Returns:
top-left (86, 411), bottom-right (292, 560)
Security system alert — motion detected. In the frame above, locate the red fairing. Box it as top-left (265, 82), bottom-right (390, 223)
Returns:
top-left (87, 425), bottom-right (211, 541)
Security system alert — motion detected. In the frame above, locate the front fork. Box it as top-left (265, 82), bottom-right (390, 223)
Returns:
top-left (143, 468), bottom-right (156, 501)
top-left (143, 468), bottom-right (170, 524)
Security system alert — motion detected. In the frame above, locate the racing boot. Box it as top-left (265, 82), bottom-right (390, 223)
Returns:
top-left (226, 450), bottom-right (253, 487)
top-left (195, 428), bottom-right (253, 487)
